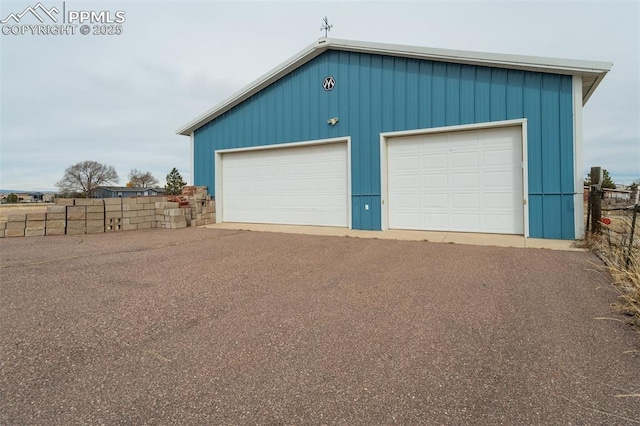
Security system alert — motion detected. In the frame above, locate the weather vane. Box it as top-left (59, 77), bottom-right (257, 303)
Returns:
top-left (320, 16), bottom-right (332, 37)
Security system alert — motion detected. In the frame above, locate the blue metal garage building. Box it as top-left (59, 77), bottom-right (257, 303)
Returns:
top-left (178, 38), bottom-right (611, 239)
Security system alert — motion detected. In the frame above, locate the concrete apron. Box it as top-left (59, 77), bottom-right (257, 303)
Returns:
top-left (203, 222), bottom-right (585, 251)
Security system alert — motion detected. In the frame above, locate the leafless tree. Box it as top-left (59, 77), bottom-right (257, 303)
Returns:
top-left (55, 160), bottom-right (119, 198)
top-left (128, 169), bottom-right (159, 188)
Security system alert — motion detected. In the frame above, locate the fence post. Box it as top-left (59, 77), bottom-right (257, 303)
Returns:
top-left (590, 166), bottom-right (603, 234)
top-left (590, 187), bottom-right (602, 234)
top-left (586, 188), bottom-right (591, 236)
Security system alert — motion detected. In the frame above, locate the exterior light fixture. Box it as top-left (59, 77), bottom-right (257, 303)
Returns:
top-left (327, 117), bottom-right (339, 126)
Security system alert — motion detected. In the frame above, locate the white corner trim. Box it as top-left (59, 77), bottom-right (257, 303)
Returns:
top-left (214, 136), bottom-right (352, 229)
top-left (215, 149), bottom-right (222, 223)
top-left (190, 132), bottom-right (194, 186)
top-left (380, 132), bottom-right (389, 231)
top-left (573, 75), bottom-right (585, 239)
top-left (380, 119), bottom-right (529, 237)
top-left (521, 120), bottom-right (529, 238)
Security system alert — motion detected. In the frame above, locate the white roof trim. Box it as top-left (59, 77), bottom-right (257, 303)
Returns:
top-left (177, 38), bottom-right (612, 136)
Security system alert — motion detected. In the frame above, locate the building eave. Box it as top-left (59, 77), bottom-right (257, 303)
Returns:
top-left (177, 38), bottom-right (612, 136)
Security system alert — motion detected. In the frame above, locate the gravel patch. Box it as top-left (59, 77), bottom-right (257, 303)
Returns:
top-left (1, 228), bottom-right (638, 424)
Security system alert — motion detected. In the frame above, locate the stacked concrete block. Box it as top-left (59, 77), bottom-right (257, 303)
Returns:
top-left (0, 190), bottom-right (217, 239)
top-left (189, 199), bottom-right (216, 226)
top-left (118, 198), bottom-right (157, 231)
top-left (121, 198), bottom-right (143, 231)
top-left (86, 205), bottom-right (105, 234)
top-left (66, 206), bottom-right (86, 235)
top-left (143, 196), bottom-right (163, 204)
top-left (73, 198), bottom-right (93, 206)
top-left (181, 187), bottom-right (215, 227)
top-left (166, 208), bottom-right (188, 229)
top-left (25, 212), bottom-right (46, 237)
top-left (104, 198), bottom-right (123, 231)
top-left (55, 198), bottom-right (75, 207)
top-left (5, 214), bottom-right (26, 237)
top-left (154, 201), bottom-right (188, 229)
top-left (46, 205), bottom-right (66, 236)
top-left (137, 200), bottom-right (157, 229)
top-left (181, 186), bottom-right (208, 198)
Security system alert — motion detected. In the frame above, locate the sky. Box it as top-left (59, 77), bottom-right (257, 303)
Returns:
top-left (0, 0), bottom-right (638, 192)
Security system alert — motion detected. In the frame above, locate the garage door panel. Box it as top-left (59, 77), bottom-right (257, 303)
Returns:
top-left (420, 138), bottom-right (448, 152)
top-left (395, 193), bottom-right (420, 209)
top-left (451, 151), bottom-right (479, 168)
top-left (483, 149), bottom-right (514, 167)
top-left (421, 213), bottom-right (448, 229)
top-left (484, 214), bottom-right (517, 233)
top-left (422, 153), bottom-right (448, 169)
top-left (388, 126), bottom-right (523, 234)
top-left (423, 194), bottom-right (448, 208)
top-left (483, 171), bottom-right (515, 188)
top-left (222, 143), bottom-right (348, 227)
top-left (392, 212), bottom-right (420, 228)
top-left (392, 175), bottom-right (421, 191)
top-left (484, 192), bottom-right (520, 210)
top-left (452, 173), bottom-right (480, 189)
top-left (421, 174), bottom-right (448, 189)
top-left (452, 213), bottom-right (481, 230)
top-left (453, 193), bottom-right (479, 209)
top-left (449, 131), bottom-right (478, 145)
top-left (394, 155), bottom-right (420, 172)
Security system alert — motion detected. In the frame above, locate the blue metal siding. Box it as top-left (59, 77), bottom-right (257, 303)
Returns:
top-left (194, 50), bottom-right (576, 238)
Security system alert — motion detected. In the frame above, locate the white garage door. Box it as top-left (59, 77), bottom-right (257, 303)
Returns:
top-left (387, 126), bottom-right (523, 234)
top-left (221, 142), bottom-right (349, 227)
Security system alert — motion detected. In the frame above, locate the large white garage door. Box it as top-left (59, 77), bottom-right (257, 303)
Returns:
top-left (221, 142), bottom-right (349, 227)
top-left (387, 126), bottom-right (523, 234)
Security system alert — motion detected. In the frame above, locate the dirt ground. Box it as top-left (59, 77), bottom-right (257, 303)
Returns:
top-left (1, 228), bottom-right (639, 424)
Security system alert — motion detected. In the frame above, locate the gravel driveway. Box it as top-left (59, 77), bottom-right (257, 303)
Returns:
top-left (1, 228), bottom-right (638, 424)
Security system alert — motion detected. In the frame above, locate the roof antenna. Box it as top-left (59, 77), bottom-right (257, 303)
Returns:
top-left (320, 16), bottom-right (332, 38)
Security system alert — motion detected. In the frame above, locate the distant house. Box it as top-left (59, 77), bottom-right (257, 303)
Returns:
top-left (16, 193), bottom-right (34, 203)
top-left (95, 186), bottom-right (166, 198)
top-left (30, 192), bottom-right (44, 202)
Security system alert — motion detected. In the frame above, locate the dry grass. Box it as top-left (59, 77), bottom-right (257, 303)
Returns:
top-left (586, 204), bottom-right (640, 330)
top-left (604, 246), bottom-right (640, 328)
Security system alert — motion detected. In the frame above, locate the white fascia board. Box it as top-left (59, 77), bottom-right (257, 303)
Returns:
top-left (177, 38), bottom-right (611, 136)
top-left (327, 39), bottom-right (612, 104)
top-left (326, 38), bottom-right (612, 75)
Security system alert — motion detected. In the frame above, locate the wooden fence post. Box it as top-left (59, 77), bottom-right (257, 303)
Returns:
top-left (590, 166), bottom-right (602, 234)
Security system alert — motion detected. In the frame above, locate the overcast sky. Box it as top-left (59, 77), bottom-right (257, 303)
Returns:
top-left (1, 0), bottom-right (638, 191)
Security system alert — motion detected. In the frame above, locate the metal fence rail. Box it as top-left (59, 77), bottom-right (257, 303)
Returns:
top-left (587, 187), bottom-right (639, 268)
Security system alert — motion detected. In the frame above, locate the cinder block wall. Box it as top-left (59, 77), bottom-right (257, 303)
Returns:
top-left (0, 186), bottom-right (215, 238)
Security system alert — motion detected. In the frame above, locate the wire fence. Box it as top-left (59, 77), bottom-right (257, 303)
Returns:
top-left (586, 189), bottom-right (639, 268)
